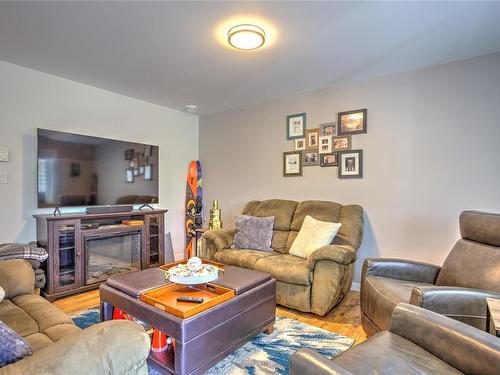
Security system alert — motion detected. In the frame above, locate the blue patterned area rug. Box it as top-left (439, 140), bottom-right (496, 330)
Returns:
top-left (72, 309), bottom-right (354, 375)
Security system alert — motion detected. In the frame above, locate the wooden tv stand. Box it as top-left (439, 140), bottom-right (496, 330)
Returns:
top-left (34, 208), bottom-right (167, 301)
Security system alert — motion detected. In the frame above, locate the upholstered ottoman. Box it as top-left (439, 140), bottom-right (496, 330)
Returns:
top-left (100, 266), bottom-right (276, 375)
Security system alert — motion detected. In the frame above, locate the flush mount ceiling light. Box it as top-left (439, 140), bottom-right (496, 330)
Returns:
top-left (227, 24), bottom-right (266, 50)
top-left (185, 105), bottom-right (198, 113)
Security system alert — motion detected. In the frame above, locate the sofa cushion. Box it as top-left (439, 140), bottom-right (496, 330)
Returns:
top-left (214, 249), bottom-right (276, 269)
top-left (232, 215), bottom-right (274, 251)
top-left (362, 276), bottom-right (433, 331)
top-left (290, 201), bottom-right (342, 231)
top-left (254, 254), bottom-right (312, 285)
top-left (243, 199), bottom-right (298, 253)
top-left (332, 331), bottom-right (462, 374)
top-left (286, 201), bottom-right (342, 252)
top-left (0, 320), bottom-right (33, 366)
top-left (0, 299), bottom-right (38, 337)
top-left (12, 294), bottom-right (74, 332)
top-left (244, 199), bottom-right (298, 231)
top-left (436, 239), bottom-right (500, 293)
top-left (23, 332), bottom-right (54, 351)
top-left (289, 215), bottom-right (342, 259)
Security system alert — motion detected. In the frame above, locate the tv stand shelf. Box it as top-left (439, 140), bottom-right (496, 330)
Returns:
top-left (34, 208), bottom-right (167, 301)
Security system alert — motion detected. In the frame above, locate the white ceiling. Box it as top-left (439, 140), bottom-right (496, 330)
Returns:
top-left (1, 1), bottom-right (500, 115)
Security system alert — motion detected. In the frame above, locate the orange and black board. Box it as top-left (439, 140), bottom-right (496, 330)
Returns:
top-left (185, 160), bottom-right (202, 258)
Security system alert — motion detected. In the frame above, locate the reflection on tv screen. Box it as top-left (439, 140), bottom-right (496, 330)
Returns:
top-left (37, 129), bottom-right (159, 208)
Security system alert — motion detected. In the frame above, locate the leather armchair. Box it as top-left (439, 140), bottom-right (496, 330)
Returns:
top-left (361, 211), bottom-right (500, 335)
top-left (290, 303), bottom-right (500, 375)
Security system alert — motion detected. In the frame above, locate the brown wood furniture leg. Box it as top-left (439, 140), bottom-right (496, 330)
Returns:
top-left (264, 325), bottom-right (274, 335)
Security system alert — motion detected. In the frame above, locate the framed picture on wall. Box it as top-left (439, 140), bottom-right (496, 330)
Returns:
top-left (286, 113), bottom-right (306, 140)
top-left (320, 122), bottom-right (337, 136)
top-left (320, 152), bottom-right (338, 167)
top-left (283, 151), bottom-right (303, 177)
top-left (306, 128), bottom-right (319, 149)
top-left (303, 150), bottom-right (320, 166)
top-left (338, 149), bottom-right (363, 178)
top-left (338, 109), bottom-right (367, 135)
top-left (319, 135), bottom-right (332, 154)
top-left (295, 138), bottom-right (306, 151)
top-left (332, 135), bottom-right (351, 151)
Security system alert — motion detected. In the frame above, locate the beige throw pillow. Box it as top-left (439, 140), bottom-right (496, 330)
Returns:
top-left (289, 215), bottom-right (342, 259)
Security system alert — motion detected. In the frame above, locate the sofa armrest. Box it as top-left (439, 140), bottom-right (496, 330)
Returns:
top-left (307, 245), bottom-right (356, 270)
top-left (0, 259), bottom-right (35, 299)
top-left (0, 320), bottom-right (150, 375)
top-left (389, 303), bottom-right (500, 375)
top-left (362, 258), bottom-right (440, 284)
top-left (290, 349), bottom-right (355, 375)
top-left (410, 285), bottom-right (499, 329)
top-left (200, 229), bottom-right (236, 260)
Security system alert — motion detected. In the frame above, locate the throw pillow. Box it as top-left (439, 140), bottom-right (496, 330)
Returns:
top-left (0, 287), bottom-right (4, 302)
top-left (232, 215), bottom-right (275, 251)
top-left (289, 215), bottom-right (342, 259)
top-left (0, 321), bottom-right (33, 367)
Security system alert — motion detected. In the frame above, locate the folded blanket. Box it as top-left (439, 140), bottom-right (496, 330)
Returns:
top-left (0, 242), bottom-right (48, 262)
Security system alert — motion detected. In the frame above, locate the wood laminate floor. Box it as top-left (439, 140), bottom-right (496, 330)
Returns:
top-left (54, 289), bottom-right (367, 345)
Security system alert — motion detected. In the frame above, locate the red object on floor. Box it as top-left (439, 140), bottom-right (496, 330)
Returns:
top-left (112, 307), bottom-right (125, 320)
top-left (152, 328), bottom-right (168, 352)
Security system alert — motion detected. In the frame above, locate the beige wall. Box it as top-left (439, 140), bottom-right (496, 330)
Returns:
top-left (0, 61), bottom-right (198, 260)
top-left (200, 53), bottom-right (500, 283)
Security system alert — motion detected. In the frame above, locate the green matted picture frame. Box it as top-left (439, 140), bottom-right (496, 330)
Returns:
top-left (286, 113), bottom-right (307, 140)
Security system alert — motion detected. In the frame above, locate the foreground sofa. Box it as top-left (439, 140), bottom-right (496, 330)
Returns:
top-left (361, 210), bottom-right (500, 335)
top-left (0, 259), bottom-right (150, 375)
top-left (202, 199), bottom-right (363, 315)
top-left (290, 303), bottom-right (500, 375)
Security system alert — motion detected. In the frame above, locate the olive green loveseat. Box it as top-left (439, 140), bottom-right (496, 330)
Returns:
top-left (0, 259), bottom-right (150, 375)
top-left (201, 199), bottom-right (364, 316)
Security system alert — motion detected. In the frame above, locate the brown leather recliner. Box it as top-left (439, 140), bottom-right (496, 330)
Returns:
top-left (361, 210), bottom-right (500, 336)
top-left (290, 303), bottom-right (500, 375)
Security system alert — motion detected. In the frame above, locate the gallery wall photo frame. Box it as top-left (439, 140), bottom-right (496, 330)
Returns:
top-left (338, 109), bottom-right (367, 135)
top-left (320, 122), bottom-right (337, 136)
top-left (320, 152), bottom-right (338, 167)
top-left (338, 149), bottom-right (363, 178)
top-left (283, 151), bottom-right (303, 177)
top-left (306, 128), bottom-right (319, 149)
top-left (303, 150), bottom-right (320, 167)
top-left (286, 113), bottom-right (307, 140)
top-left (319, 135), bottom-right (332, 154)
top-left (295, 138), bottom-right (306, 151)
top-left (332, 134), bottom-right (351, 152)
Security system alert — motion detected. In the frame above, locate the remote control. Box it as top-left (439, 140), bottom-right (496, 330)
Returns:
top-left (177, 296), bottom-right (204, 303)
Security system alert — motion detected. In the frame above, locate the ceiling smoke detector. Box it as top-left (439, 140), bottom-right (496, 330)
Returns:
top-left (185, 105), bottom-right (198, 113)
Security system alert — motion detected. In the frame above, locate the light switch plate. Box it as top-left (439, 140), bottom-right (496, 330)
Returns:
top-left (0, 150), bottom-right (9, 162)
top-left (0, 171), bottom-right (7, 184)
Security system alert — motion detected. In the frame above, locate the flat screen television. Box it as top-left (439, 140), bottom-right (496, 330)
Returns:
top-left (37, 129), bottom-right (159, 208)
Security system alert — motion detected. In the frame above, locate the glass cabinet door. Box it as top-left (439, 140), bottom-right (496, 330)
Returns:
top-left (148, 215), bottom-right (160, 266)
top-left (54, 220), bottom-right (81, 291)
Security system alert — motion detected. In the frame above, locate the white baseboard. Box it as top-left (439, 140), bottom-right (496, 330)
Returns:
top-left (351, 282), bottom-right (360, 292)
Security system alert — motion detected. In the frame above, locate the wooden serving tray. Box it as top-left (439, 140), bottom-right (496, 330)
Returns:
top-left (159, 259), bottom-right (227, 271)
top-left (139, 283), bottom-right (235, 319)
